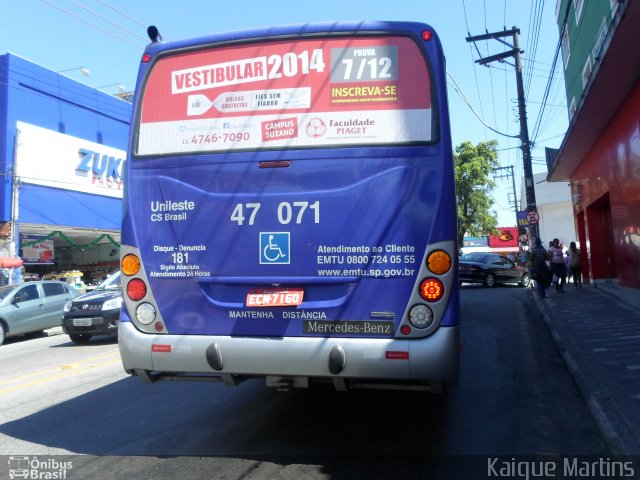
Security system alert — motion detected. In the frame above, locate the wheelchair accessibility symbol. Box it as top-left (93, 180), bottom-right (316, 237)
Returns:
top-left (260, 232), bottom-right (290, 264)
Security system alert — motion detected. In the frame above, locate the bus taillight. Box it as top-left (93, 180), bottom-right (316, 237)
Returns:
top-left (408, 304), bottom-right (434, 329)
top-left (421, 30), bottom-right (433, 41)
top-left (127, 278), bottom-right (147, 301)
top-left (427, 250), bottom-right (452, 275)
top-left (142, 53), bottom-right (152, 63)
top-left (136, 303), bottom-right (156, 325)
top-left (419, 278), bottom-right (444, 302)
top-left (122, 254), bottom-right (141, 276)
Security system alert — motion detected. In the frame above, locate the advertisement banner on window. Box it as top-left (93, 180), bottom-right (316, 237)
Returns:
top-left (21, 235), bottom-right (55, 265)
top-left (138, 36), bottom-right (433, 154)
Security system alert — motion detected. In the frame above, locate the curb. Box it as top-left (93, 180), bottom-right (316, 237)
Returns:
top-left (45, 326), bottom-right (65, 337)
top-left (531, 290), bottom-right (629, 456)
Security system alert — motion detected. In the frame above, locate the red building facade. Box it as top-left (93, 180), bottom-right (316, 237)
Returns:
top-left (551, 1), bottom-right (640, 305)
top-left (571, 82), bottom-right (640, 289)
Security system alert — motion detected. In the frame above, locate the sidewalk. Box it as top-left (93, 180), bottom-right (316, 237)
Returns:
top-left (531, 282), bottom-right (640, 455)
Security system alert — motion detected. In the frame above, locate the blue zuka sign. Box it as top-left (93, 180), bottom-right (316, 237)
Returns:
top-left (259, 232), bottom-right (290, 264)
top-left (16, 121), bottom-right (126, 199)
top-left (76, 148), bottom-right (125, 183)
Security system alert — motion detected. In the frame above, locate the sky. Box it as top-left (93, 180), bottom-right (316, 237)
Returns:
top-left (1, 0), bottom-right (568, 227)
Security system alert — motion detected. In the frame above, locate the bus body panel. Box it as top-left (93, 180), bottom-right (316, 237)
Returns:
top-left (126, 153), bottom-right (456, 338)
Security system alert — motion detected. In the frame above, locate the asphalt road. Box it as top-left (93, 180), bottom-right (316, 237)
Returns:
top-left (0, 286), bottom-right (607, 479)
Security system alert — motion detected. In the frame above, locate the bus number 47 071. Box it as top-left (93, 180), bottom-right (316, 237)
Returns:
top-left (231, 201), bottom-right (320, 225)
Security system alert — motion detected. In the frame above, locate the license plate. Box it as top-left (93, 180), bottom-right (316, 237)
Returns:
top-left (246, 288), bottom-right (304, 307)
top-left (72, 318), bottom-right (93, 327)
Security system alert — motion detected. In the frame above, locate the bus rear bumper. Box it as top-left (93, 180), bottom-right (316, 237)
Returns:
top-left (118, 322), bottom-right (460, 391)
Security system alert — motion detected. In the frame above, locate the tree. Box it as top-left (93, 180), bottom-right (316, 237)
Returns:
top-left (454, 140), bottom-right (500, 248)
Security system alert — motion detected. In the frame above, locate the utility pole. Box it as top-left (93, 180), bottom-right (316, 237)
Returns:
top-left (466, 27), bottom-right (539, 246)
top-left (8, 129), bottom-right (22, 285)
top-left (493, 165), bottom-right (519, 229)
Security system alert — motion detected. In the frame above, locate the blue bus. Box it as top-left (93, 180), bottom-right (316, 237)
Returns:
top-left (119, 21), bottom-right (459, 392)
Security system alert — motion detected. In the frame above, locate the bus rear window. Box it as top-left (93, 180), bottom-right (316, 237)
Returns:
top-left (137, 35), bottom-right (433, 155)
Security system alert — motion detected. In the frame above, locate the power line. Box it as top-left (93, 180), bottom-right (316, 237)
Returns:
top-left (447, 72), bottom-right (519, 139)
top-left (96, 0), bottom-right (173, 41)
top-left (524, 0), bottom-right (544, 98)
top-left (64, 0), bottom-right (149, 42)
top-left (487, 47), bottom-right (499, 133)
top-left (486, 63), bottom-right (564, 80)
top-left (462, 0), bottom-right (490, 141)
top-left (530, 0), bottom-right (572, 143)
top-left (40, 0), bottom-right (145, 49)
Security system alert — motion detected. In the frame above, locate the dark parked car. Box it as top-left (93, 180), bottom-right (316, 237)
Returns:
top-left (459, 252), bottom-right (530, 288)
top-left (0, 281), bottom-right (80, 346)
top-left (62, 271), bottom-right (121, 344)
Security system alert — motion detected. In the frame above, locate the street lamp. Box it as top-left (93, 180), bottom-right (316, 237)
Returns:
top-left (57, 67), bottom-right (91, 77)
top-left (96, 83), bottom-right (127, 93)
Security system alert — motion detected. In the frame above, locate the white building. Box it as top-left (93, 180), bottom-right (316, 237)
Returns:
top-left (521, 173), bottom-right (576, 248)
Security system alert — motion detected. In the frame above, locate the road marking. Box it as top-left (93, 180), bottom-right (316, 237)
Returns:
top-left (0, 353), bottom-right (122, 395)
top-left (0, 351), bottom-right (120, 385)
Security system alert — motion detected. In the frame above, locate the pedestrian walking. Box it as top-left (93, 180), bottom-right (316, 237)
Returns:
top-left (531, 238), bottom-right (551, 299)
top-left (566, 241), bottom-right (582, 288)
top-left (518, 249), bottom-right (527, 267)
top-left (549, 238), bottom-right (566, 293)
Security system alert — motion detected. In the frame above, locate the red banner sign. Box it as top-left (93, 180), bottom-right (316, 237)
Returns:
top-left (488, 227), bottom-right (519, 247)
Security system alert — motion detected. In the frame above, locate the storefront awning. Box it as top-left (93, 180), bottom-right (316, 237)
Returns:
top-left (0, 258), bottom-right (24, 268)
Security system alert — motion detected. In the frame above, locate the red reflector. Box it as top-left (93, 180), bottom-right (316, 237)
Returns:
top-left (422, 30), bottom-right (433, 41)
top-left (154, 322), bottom-right (165, 332)
top-left (152, 344), bottom-right (171, 353)
top-left (142, 53), bottom-right (152, 63)
top-left (386, 351), bottom-right (409, 360)
top-left (400, 325), bottom-right (411, 335)
top-left (127, 278), bottom-right (147, 301)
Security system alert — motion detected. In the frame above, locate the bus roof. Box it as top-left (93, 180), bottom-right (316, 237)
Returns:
top-left (143, 21), bottom-right (441, 55)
